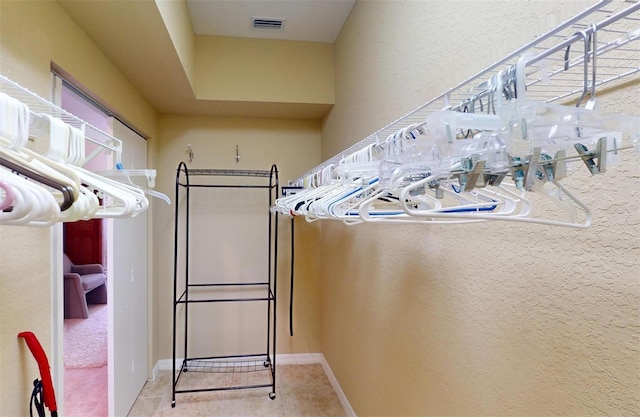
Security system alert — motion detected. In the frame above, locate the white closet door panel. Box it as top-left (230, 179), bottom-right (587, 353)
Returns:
top-left (110, 119), bottom-right (148, 417)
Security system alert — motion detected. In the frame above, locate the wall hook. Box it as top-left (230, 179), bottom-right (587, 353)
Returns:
top-left (186, 145), bottom-right (194, 163)
top-left (235, 145), bottom-right (240, 164)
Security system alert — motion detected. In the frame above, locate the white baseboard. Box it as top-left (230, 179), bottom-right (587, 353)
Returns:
top-left (276, 352), bottom-right (324, 365)
top-left (151, 360), bottom-right (160, 381)
top-left (156, 357), bottom-right (183, 371)
top-left (320, 355), bottom-right (357, 417)
top-left (153, 353), bottom-right (355, 416)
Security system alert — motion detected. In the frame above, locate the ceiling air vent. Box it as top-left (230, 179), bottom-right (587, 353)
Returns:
top-left (252, 17), bottom-right (285, 30)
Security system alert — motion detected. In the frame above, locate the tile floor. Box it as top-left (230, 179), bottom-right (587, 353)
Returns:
top-left (127, 363), bottom-right (348, 417)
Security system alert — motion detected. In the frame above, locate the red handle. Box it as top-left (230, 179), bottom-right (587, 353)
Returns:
top-left (18, 331), bottom-right (58, 413)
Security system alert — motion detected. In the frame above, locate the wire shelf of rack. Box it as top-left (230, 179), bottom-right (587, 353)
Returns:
top-left (184, 168), bottom-right (273, 177)
top-left (182, 358), bottom-right (274, 374)
top-left (176, 167), bottom-right (277, 189)
top-left (293, 0), bottom-right (640, 184)
top-left (175, 282), bottom-right (275, 303)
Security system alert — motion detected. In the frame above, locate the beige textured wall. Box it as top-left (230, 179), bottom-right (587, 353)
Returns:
top-left (0, 1), bottom-right (157, 416)
top-left (153, 115), bottom-right (323, 361)
top-left (0, 226), bottom-right (52, 417)
top-left (196, 36), bottom-right (334, 104)
top-left (155, 0), bottom-right (196, 90)
top-left (0, 2), bottom-right (157, 136)
top-left (321, 1), bottom-right (639, 416)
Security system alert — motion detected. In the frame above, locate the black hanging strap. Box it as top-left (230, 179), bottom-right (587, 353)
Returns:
top-left (289, 217), bottom-right (295, 337)
top-left (30, 380), bottom-right (45, 417)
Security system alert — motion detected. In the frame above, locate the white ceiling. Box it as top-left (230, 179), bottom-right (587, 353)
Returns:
top-left (187, 0), bottom-right (356, 43)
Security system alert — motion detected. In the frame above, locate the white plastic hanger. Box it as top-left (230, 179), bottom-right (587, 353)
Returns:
top-left (0, 96), bottom-right (83, 222)
top-left (0, 179), bottom-right (15, 211)
top-left (98, 165), bottom-right (170, 205)
top-left (42, 114), bottom-right (148, 219)
top-left (0, 166), bottom-right (61, 226)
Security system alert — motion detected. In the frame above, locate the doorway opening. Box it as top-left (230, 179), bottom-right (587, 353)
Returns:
top-left (57, 75), bottom-right (111, 417)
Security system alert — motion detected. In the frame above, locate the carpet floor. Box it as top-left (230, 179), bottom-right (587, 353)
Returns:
top-left (64, 303), bottom-right (108, 368)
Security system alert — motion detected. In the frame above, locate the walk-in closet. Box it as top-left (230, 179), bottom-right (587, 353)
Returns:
top-left (1, 1), bottom-right (638, 416)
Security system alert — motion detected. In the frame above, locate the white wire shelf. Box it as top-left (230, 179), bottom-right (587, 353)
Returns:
top-left (0, 74), bottom-right (122, 165)
top-left (293, 0), bottom-right (640, 184)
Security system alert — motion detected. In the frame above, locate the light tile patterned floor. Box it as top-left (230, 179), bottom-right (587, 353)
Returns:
top-left (127, 364), bottom-right (348, 417)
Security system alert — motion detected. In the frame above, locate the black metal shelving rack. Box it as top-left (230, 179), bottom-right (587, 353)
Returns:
top-left (171, 162), bottom-right (279, 407)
